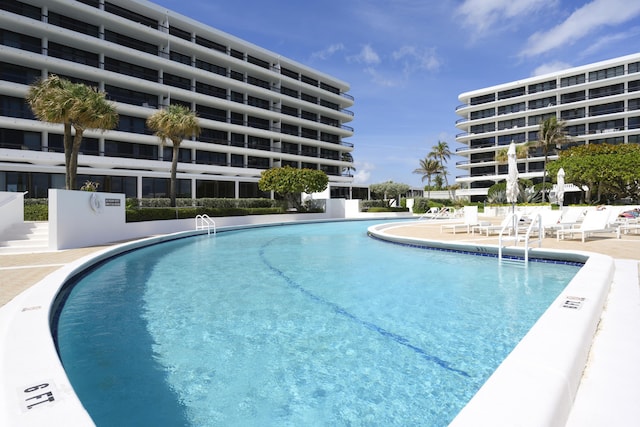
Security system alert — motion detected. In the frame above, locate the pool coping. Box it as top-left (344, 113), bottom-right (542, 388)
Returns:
top-left (0, 223), bottom-right (614, 426)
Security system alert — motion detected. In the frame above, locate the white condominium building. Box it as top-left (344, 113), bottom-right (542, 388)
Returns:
top-left (0, 0), bottom-right (358, 199)
top-left (455, 53), bottom-right (640, 202)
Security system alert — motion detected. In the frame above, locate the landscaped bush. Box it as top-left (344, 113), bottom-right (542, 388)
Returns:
top-left (24, 198), bottom-right (48, 221)
top-left (366, 207), bottom-right (410, 213)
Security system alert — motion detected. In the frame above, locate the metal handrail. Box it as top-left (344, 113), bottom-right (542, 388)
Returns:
top-left (195, 214), bottom-right (216, 236)
top-left (498, 212), bottom-right (520, 262)
top-left (523, 213), bottom-right (543, 263)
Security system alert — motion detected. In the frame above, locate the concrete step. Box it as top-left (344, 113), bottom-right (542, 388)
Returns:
top-left (0, 221), bottom-right (50, 254)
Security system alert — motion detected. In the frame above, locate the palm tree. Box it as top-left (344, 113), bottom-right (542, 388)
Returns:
top-left (413, 157), bottom-right (442, 201)
top-left (341, 152), bottom-right (356, 176)
top-left (528, 117), bottom-right (569, 202)
top-left (147, 104), bottom-right (201, 207)
top-left (429, 140), bottom-right (453, 199)
top-left (27, 75), bottom-right (118, 189)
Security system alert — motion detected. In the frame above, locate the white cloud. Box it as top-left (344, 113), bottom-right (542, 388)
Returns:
top-left (353, 161), bottom-right (374, 185)
top-left (349, 44), bottom-right (381, 65)
top-left (310, 43), bottom-right (345, 60)
top-left (531, 61), bottom-right (572, 77)
top-left (392, 46), bottom-right (441, 73)
top-left (456, 0), bottom-right (551, 34)
top-left (581, 27), bottom-right (640, 57)
top-left (521, 0), bottom-right (640, 57)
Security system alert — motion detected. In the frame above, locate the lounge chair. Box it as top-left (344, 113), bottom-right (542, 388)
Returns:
top-left (441, 206), bottom-right (483, 234)
top-left (473, 213), bottom-right (521, 237)
top-left (526, 209), bottom-right (563, 236)
top-left (556, 209), bottom-right (614, 242)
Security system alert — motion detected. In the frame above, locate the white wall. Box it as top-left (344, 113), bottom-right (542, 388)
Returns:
top-left (49, 189), bottom-right (127, 250)
top-left (0, 192), bottom-right (25, 236)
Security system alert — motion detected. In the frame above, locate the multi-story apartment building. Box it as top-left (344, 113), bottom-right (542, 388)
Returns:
top-left (455, 53), bottom-right (640, 202)
top-left (0, 0), bottom-right (357, 199)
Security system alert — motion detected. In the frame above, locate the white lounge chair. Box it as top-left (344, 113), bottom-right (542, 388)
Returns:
top-left (556, 209), bottom-right (614, 242)
top-left (527, 209), bottom-right (563, 236)
top-left (440, 206), bottom-right (483, 234)
top-left (473, 212), bottom-right (521, 236)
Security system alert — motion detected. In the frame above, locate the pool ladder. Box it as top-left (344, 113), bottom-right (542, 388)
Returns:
top-left (195, 214), bottom-right (216, 236)
top-left (498, 212), bottom-right (542, 264)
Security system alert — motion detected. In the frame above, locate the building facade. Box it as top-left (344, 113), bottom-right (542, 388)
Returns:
top-left (0, 0), bottom-right (358, 199)
top-left (455, 53), bottom-right (640, 202)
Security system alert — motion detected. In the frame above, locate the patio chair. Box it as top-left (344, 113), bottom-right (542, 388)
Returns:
top-left (440, 206), bottom-right (484, 234)
top-left (556, 209), bottom-right (615, 242)
top-left (473, 212), bottom-right (522, 237)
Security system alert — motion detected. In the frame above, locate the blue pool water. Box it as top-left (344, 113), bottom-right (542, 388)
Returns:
top-left (54, 220), bottom-right (581, 426)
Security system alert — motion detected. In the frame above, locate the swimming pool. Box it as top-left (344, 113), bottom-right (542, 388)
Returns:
top-left (54, 220), bottom-right (581, 426)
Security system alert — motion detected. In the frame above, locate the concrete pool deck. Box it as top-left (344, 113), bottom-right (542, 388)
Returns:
top-left (1, 217), bottom-right (639, 426)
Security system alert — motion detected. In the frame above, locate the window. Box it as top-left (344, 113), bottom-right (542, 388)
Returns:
top-left (230, 112), bottom-right (243, 125)
top-left (470, 93), bottom-right (495, 105)
top-left (498, 118), bottom-right (525, 130)
top-left (589, 65), bottom-right (624, 81)
top-left (195, 59), bottom-right (226, 76)
top-left (104, 57), bottom-right (157, 82)
top-left (0, 128), bottom-right (40, 150)
top-left (301, 127), bottom-right (317, 139)
top-left (247, 116), bottom-right (269, 130)
top-left (162, 147), bottom-right (191, 163)
top-left (247, 136), bottom-right (270, 151)
top-left (629, 99), bottom-right (640, 111)
top-left (560, 108), bottom-right (585, 120)
top-left (195, 82), bottom-right (226, 98)
top-left (630, 62), bottom-right (640, 74)
top-left (282, 142), bottom-right (298, 154)
top-left (104, 30), bottom-right (157, 55)
top-left (281, 105), bottom-right (298, 117)
top-left (528, 80), bottom-right (556, 94)
top-left (628, 80), bottom-right (640, 92)
top-left (497, 87), bottom-right (525, 100)
top-left (566, 124), bottom-right (585, 136)
top-left (247, 96), bottom-right (269, 110)
top-left (105, 85), bottom-right (158, 107)
top-left (0, 61), bottom-right (40, 85)
top-left (628, 117), bottom-right (640, 130)
top-left (281, 123), bottom-right (298, 136)
top-left (105, 140), bottom-right (158, 159)
top-left (247, 156), bottom-right (269, 169)
top-left (247, 56), bottom-right (269, 69)
top-left (589, 101), bottom-right (624, 117)
top-left (281, 67), bottom-right (298, 79)
top-left (0, 29), bottom-right (40, 53)
top-left (320, 99), bottom-right (339, 110)
top-left (561, 74), bottom-right (586, 87)
top-left (281, 86), bottom-right (299, 98)
top-left (196, 180), bottom-right (234, 198)
top-left (589, 119), bottom-right (624, 134)
top-left (589, 84), bottom-right (624, 99)
top-left (528, 96), bottom-right (556, 110)
top-left (320, 148), bottom-right (339, 160)
top-left (321, 132), bottom-right (340, 143)
top-left (230, 91), bottom-right (243, 103)
top-left (247, 75), bottom-right (270, 89)
top-left (170, 50), bottom-right (191, 66)
top-left (104, 2), bottom-right (157, 28)
top-left (116, 115), bottom-right (152, 135)
top-left (301, 93), bottom-right (317, 104)
top-left (301, 145), bottom-right (317, 157)
top-left (560, 91), bottom-right (585, 104)
top-left (239, 182), bottom-right (269, 198)
top-left (169, 26), bottom-right (191, 41)
top-left (195, 36), bottom-right (226, 53)
top-left (48, 42), bottom-right (99, 67)
top-left (470, 108), bottom-right (495, 120)
top-left (196, 150), bottom-right (227, 165)
top-left (0, 0), bottom-right (40, 20)
top-left (301, 75), bottom-right (318, 86)
top-left (196, 105), bottom-right (226, 121)
top-left (528, 113), bottom-right (556, 125)
top-left (470, 123), bottom-right (495, 133)
top-left (163, 73), bottom-right (191, 90)
top-left (199, 128), bottom-right (227, 144)
top-left (48, 11), bottom-right (99, 37)
top-left (0, 95), bottom-right (34, 119)
top-left (497, 102), bottom-right (524, 115)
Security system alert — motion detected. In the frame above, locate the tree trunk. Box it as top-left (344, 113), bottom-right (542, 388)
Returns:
top-left (63, 122), bottom-right (73, 189)
top-left (170, 143), bottom-right (179, 207)
top-left (69, 129), bottom-right (84, 191)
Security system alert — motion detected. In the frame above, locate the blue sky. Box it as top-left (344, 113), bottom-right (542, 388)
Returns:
top-left (153, 0), bottom-right (640, 188)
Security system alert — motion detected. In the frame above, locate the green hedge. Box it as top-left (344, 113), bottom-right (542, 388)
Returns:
top-left (125, 206), bottom-right (285, 222)
top-left (366, 207), bottom-right (410, 213)
top-left (129, 198), bottom-right (280, 209)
